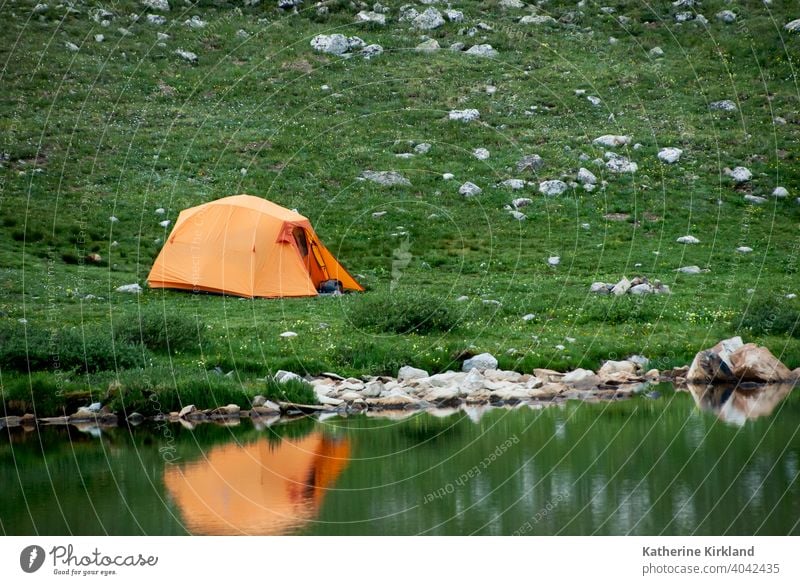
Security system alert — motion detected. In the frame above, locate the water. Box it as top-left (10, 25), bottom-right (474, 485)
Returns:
top-left (2, 384), bottom-right (799, 535)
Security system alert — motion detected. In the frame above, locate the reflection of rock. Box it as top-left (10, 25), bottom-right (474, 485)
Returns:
top-left (688, 337), bottom-right (796, 383)
top-left (685, 382), bottom-right (795, 426)
top-left (164, 433), bottom-right (350, 535)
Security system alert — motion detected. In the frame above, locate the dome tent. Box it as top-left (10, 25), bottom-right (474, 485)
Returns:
top-left (147, 194), bottom-right (363, 298)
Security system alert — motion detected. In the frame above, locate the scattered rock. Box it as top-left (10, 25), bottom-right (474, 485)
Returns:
top-left (142, 0), bottom-right (170, 11)
top-left (65, 42), bottom-right (80, 52)
top-left (519, 15), bottom-right (557, 26)
top-left (577, 167), bottom-right (597, 185)
top-left (449, 109), bottom-right (480, 122)
top-left (773, 186), bottom-right (789, 198)
top-left (179, 404), bottom-right (196, 419)
top-left (605, 154), bottom-right (637, 173)
top-left (184, 15), bottom-right (207, 29)
top-left (361, 44), bottom-right (384, 59)
top-left (611, 277), bottom-right (631, 295)
top-left (459, 181), bottom-right (482, 197)
top-left (502, 179), bottom-right (526, 190)
top-left (115, 283), bottom-right (142, 293)
top-left (649, 46), bottom-right (664, 57)
top-left (279, 331), bottom-right (297, 338)
top-left (473, 148), bottom-right (490, 160)
top-left (590, 282), bottom-right (611, 294)
top-left (593, 134), bottom-right (632, 147)
top-left (709, 100), bottom-right (737, 112)
top-left (547, 256), bottom-right (560, 267)
top-left (361, 170), bottom-right (411, 186)
top-left (716, 10), bottom-right (736, 24)
top-left (658, 147), bottom-right (683, 164)
top-left (676, 265), bottom-right (702, 274)
top-left (687, 336), bottom-right (743, 382)
top-left (146, 14), bottom-right (166, 25)
top-left (539, 180), bottom-right (568, 196)
top-left (736, 246), bottom-right (753, 253)
top-left (562, 368), bottom-right (600, 388)
top-left (786, 19), bottom-right (800, 33)
top-left (462, 353), bottom-right (498, 372)
top-left (744, 195), bottom-right (767, 205)
top-left (676, 235), bottom-right (700, 244)
top-left (465, 44), bottom-right (498, 57)
top-left (729, 166), bottom-right (752, 183)
top-left (444, 9), bottom-right (464, 23)
top-left (730, 344), bottom-right (793, 382)
top-left (175, 49), bottom-right (198, 64)
top-left (413, 7), bottom-right (445, 30)
top-left (356, 10), bottom-right (386, 25)
top-left (416, 39), bottom-right (440, 52)
top-left (398, 365), bottom-right (429, 381)
top-left (512, 197), bottom-right (532, 207)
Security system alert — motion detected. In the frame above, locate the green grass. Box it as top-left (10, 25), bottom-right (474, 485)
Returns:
top-left (2, 0), bottom-right (800, 414)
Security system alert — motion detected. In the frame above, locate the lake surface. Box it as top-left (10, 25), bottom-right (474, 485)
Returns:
top-left (2, 383), bottom-right (799, 535)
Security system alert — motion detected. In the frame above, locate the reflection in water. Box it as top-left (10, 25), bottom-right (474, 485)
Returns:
top-left (685, 383), bottom-right (796, 426)
top-left (163, 432), bottom-right (350, 535)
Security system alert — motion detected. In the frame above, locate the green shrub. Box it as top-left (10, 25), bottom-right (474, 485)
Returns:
top-left (577, 296), bottom-right (669, 326)
top-left (114, 309), bottom-right (203, 353)
top-left (263, 377), bottom-right (317, 405)
top-left (739, 297), bottom-right (800, 338)
top-left (347, 290), bottom-right (459, 334)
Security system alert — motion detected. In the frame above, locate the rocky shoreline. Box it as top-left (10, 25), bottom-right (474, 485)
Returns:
top-left (2, 338), bottom-right (798, 431)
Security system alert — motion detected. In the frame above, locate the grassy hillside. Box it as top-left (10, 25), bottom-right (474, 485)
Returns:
top-left (2, 0), bottom-right (800, 412)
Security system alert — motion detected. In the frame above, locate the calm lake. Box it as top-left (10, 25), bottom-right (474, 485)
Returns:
top-left (2, 384), bottom-right (799, 535)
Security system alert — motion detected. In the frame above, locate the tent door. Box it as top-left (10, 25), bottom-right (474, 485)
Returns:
top-left (292, 227), bottom-right (330, 285)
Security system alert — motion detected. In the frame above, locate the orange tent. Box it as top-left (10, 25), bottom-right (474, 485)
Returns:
top-left (147, 194), bottom-right (363, 298)
top-left (163, 433), bottom-right (350, 535)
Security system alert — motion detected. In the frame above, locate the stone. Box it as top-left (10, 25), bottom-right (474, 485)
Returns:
top-left (423, 387), bottom-right (460, 405)
top-left (736, 246), bottom-right (753, 253)
top-left (159, 220), bottom-right (171, 227)
top-left (649, 46), bottom-right (664, 57)
top-left (593, 134), bottom-right (631, 147)
top-left (449, 109), bottom-right (480, 122)
top-left (772, 186), bottom-right (789, 198)
top-left (473, 148), bottom-right (490, 160)
top-left (744, 195), bottom-right (767, 205)
top-left (676, 265), bottom-right (702, 274)
top-left (547, 256), bottom-right (560, 267)
top-left (686, 336), bottom-right (743, 382)
top-left (116, 283), bottom-right (142, 293)
top-left (356, 10), bottom-right (386, 25)
top-left (275, 370), bottom-right (302, 383)
top-left (598, 360), bottom-right (637, 382)
top-left (710, 100), bottom-right (737, 112)
top-left (510, 210), bottom-right (527, 221)
top-left (500, 0), bottom-right (525, 8)
top-left (361, 44), bottom-right (383, 59)
top-left (462, 353), bottom-right (498, 372)
top-left (459, 369), bottom-right (485, 394)
top-left (676, 235), bottom-right (700, 244)
top-left (562, 369), bottom-right (600, 388)
top-left (512, 197), bottom-right (532, 208)
top-left (175, 49), bottom-right (198, 64)
top-left (516, 154), bottom-right (544, 173)
top-left (146, 14), bottom-right (166, 25)
top-left (414, 143), bottom-right (431, 154)
top-left (442, 173), bottom-right (455, 180)
top-left (577, 167), bottom-right (597, 185)
top-left (630, 283), bottom-right (653, 295)
top-left (318, 394), bottom-right (344, 406)
top-left (95, 34), bottom-right (105, 42)
top-left (65, 42), bottom-right (80, 52)
top-left (184, 15), bottom-right (207, 28)
top-left (502, 179), bottom-right (526, 190)
top-left (539, 180), bottom-right (568, 196)
top-left (279, 331), bottom-right (297, 338)
top-left (519, 15), bottom-right (557, 25)
top-left (444, 9), bottom-right (464, 23)
top-left (459, 182), bottom-right (482, 197)
top-left (142, 0), bottom-right (170, 11)
top-left (416, 39), bottom-right (440, 52)
top-left (786, 19), bottom-right (800, 33)
top-left (658, 147), bottom-right (683, 164)
top-left (611, 277), bottom-right (631, 295)
top-left (465, 44), bottom-right (498, 58)
top-left (178, 404), bottom-right (196, 418)
top-left (412, 7), bottom-right (445, 30)
top-left (716, 10), bottom-right (736, 23)
top-left (587, 95), bottom-right (602, 106)
top-left (730, 344), bottom-right (793, 382)
top-left (398, 365), bottom-right (429, 381)
top-left (590, 282), bottom-right (610, 294)
top-left (251, 395), bottom-right (267, 407)
top-left (311, 34), bottom-right (350, 55)
top-left (236, 29), bottom-right (250, 39)
top-left (361, 170), bottom-right (411, 186)
top-left (605, 154), bottom-right (637, 173)
top-left (730, 166), bottom-right (752, 183)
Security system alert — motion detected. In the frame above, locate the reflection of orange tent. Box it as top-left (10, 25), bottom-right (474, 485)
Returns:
top-left (147, 194), bottom-right (363, 298)
top-left (164, 433), bottom-right (350, 535)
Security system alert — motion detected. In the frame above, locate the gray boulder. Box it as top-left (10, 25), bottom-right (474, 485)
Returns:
top-left (462, 353), bottom-right (498, 372)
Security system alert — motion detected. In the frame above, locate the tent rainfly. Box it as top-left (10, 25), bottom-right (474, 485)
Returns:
top-left (147, 194), bottom-right (363, 298)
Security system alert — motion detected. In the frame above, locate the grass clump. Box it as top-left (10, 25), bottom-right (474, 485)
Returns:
top-left (739, 297), bottom-right (800, 338)
top-left (348, 291), bottom-right (459, 335)
top-left (114, 309), bottom-right (203, 353)
top-left (263, 377), bottom-right (317, 405)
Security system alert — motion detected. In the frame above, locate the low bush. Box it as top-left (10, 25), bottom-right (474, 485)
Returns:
top-left (263, 377), bottom-right (317, 405)
top-left (738, 296), bottom-right (800, 338)
top-left (114, 309), bottom-right (203, 353)
top-left (347, 290), bottom-right (459, 334)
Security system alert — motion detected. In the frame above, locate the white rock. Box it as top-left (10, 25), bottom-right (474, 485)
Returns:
top-left (630, 283), bottom-right (654, 295)
top-left (95, 34), bottom-right (105, 42)
top-left (184, 15), bottom-right (207, 28)
top-left (159, 220), bottom-right (171, 228)
top-left (676, 265), bottom-right (702, 274)
top-left (773, 186), bottom-right (789, 198)
top-left (462, 353), bottom-right (498, 372)
top-left (539, 180), bottom-right (568, 196)
top-left (444, 9), bottom-right (464, 22)
top-left (716, 10), bottom-right (736, 23)
top-left (398, 365), bottom-right (429, 381)
top-left (786, 19), bottom-right (800, 33)
top-left (372, 211), bottom-right (387, 218)
top-left (649, 46), bottom-right (664, 57)
top-left (744, 194), bottom-right (767, 204)
top-left (65, 42), bottom-right (80, 52)
top-left (499, 0), bottom-right (525, 8)
top-left (593, 134), bottom-right (631, 147)
top-left (577, 167), bottom-right (597, 185)
top-left (279, 331), bottom-right (298, 338)
top-left (361, 170), bottom-right (411, 186)
top-left (473, 148), bottom-right (490, 160)
top-left (142, 0), bottom-right (170, 11)
top-left (736, 246), bottom-right (753, 253)
top-left (147, 14), bottom-right (166, 25)
top-left (611, 277), bottom-right (631, 295)
top-left (175, 49), bottom-right (198, 63)
top-left (449, 109), bottom-right (480, 122)
top-left (658, 147), bottom-right (683, 164)
top-left (459, 182), bottom-right (482, 197)
top-left (311, 34), bottom-right (350, 55)
top-left (116, 283), bottom-right (143, 293)
top-left (562, 369), bottom-right (598, 385)
top-left (510, 210), bottom-right (527, 221)
top-left (710, 100), bottom-right (737, 111)
top-left (361, 44), bottom-right (384, 59)
top-left (412, 7), bottom-right (445, 30)
top-left (33, 3), bottom-right (49, 13)
top-left (730, 166), bottom-right (752, 183)
top-left (519, 15), bottom-right (557, 25)
top-left (605, 155), bottom-right (637, 173)
top-left (465, 44), bottom-right (498, 58)
top-left (522, 313), bottom-right (536, 321)
top-left (356, 10), bottom-right (386, 25)
top-left (109, 216), bottom-right (119, 223)
top-left (415, 38), bottom-right (441, 52)
top-left (512, 197), bottom-right (532, 208)
top-left (275, 370), bottom-right (302, 383)
top-left (590, 282), bottom-right (610, 294)
top-left (155, 208), bottom-right (165, 215)
top-left (442, 172), bottom-right (455, 180)
top-left (516, 154), bottom-right (544, 172)
top-left (587, 96), bottom-right (602, 106)
top-left (677, 235), bottom-right (700, 244)
top-left (547, 256), bottom-right (561, 267)
top-left (501, 179), bottom-right (526, 190)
